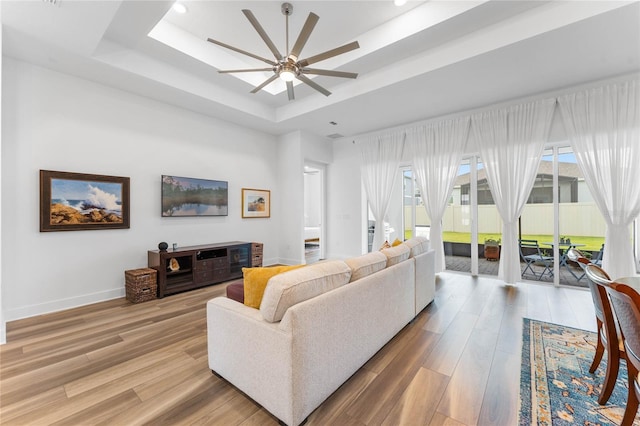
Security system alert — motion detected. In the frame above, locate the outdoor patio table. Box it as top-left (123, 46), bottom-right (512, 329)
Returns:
top-left (543, 242), bottom-right (586, 281)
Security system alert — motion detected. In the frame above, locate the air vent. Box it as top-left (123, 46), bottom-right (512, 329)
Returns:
top-left (326, 133), bottom-right (344, 139)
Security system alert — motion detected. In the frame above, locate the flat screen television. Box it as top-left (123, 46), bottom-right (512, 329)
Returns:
top-left (161, 175), bottom-right (228, 217)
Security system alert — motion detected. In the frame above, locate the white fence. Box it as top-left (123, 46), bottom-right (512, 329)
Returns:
top-left (407, 202), bottom-right (606, 237)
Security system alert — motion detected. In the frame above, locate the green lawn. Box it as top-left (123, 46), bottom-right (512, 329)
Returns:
top-left (406, 230), bottom-right (604, 253)
top-left (441, 232), bottom-right (604, 253)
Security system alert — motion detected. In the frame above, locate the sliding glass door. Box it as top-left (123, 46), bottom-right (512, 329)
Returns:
top-left (396, 143), bottom-right (632, 282)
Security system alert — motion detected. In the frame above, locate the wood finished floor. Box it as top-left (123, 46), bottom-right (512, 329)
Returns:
top-left (0, 272), bottom-right (596, 425)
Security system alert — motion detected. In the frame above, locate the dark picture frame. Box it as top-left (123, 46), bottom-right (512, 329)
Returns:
top-left (242, 188), bottom-right (270, 218)
top-left (40, 170), bottom-right (130, 232)
top-left (161, 175), bottom-right (228, 217)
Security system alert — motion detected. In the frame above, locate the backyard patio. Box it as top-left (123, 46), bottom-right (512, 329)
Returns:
top-left (445, 254), bottom-right (589, 288)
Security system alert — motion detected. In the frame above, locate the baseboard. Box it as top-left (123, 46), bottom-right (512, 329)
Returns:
top-left (5, 287), bottom-right (125, 322)
top-left (276, 257), bottom-right (304, 266)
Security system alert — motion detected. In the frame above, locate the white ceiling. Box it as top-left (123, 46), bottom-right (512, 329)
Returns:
top-left (2, 0), bottom-right (639, 139)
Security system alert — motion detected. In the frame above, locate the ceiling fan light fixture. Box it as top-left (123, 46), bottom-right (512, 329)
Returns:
top-left (279, 69), bottom-right (296, 82)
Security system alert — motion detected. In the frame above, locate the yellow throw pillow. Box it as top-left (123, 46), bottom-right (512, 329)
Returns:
top-left (391, 238), bottom-right (403, 247)
top-left (243, 265), bottom-right (304, 309)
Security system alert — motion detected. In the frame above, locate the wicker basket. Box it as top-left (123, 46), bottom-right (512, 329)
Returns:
top-left (125, 268), bottom-right (157, 303)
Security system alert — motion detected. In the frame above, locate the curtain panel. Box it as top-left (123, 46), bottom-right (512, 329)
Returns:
top-left (558, 79), bottom-right (640, 279)
top-left (407, 117), bottom-right (470, 273)
top-left (360, 131), bottom-right (405, 251)
top-left (472, 98), bottom-right (556, 283)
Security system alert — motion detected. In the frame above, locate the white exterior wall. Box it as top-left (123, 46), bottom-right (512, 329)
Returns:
top-left (439, 203), bottom-right (606, 237)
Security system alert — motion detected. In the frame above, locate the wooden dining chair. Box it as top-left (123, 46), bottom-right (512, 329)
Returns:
top-left (584, 263), bottom-right (625, 405)
top-left (604, 282), bottom-right (640, 426)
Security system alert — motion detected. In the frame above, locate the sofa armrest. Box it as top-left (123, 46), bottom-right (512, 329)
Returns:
top-left (206, 297), bottom-right (293, 423)
top-left (414, 249), bottom-right (435, 315)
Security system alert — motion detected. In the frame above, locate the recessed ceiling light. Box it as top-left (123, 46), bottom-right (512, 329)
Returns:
top-left (394, 0), bottom-right (407, 6)
top-left (172, 2), bottom-right (188, 14)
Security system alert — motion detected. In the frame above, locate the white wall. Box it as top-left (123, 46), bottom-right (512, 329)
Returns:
top-left (0, 20), bottom-right (5, 344)
top-left (327, 139), bottom-right (366, 258)
top-left (1, 58), bottom-right (281, 321)
top-left (277, 131), bottom-right (304, 265)
top-left (302, 132), bottom-right (332, 163)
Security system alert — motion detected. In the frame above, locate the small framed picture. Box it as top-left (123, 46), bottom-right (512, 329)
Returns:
top-left (241, 188), bottom-right (270, 218)
top-left (40, 170), bottom-right (130, 232)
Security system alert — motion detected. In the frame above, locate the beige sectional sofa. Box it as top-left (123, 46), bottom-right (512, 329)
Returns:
top-left (206, 238), bottom-right (435, 426)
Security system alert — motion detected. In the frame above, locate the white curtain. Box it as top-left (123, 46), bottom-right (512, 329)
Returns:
top-left (407, 117), bottom-right (470, 273)
top-left (558, 79), bottom-right (640, 279)
top-left (360, 131), bottom-right (405, 250)
top-left (472, 98), bottom-right (556, 283)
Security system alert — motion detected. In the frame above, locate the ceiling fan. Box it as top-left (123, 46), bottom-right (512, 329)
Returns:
top-left (207, 2), bottom-right (360, 100)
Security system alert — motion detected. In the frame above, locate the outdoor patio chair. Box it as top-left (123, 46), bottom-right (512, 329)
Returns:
top-left (592, 243), bottom-right (605, 267)
top-left (566, 247), bottom-right (587, 281)
top-left (518, 239), bottom-right (553, 280)
top-left (604, 281), bottom-right (640, 425)
top-left (584, 263), bottom-right (625, 405)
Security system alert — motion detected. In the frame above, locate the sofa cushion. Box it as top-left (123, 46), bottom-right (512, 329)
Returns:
top-left (260, 260), bottom-right (352, 323)
top-left (242, 265), bottom-right (305, 309)
top-left (415, 236), bottom-right (430, 252)
top-left (381, 244), bottom-right (411, 266)
top-left (344, 251), bottom-right (387, 282)
top-left (404, 237), bottom-right (430, 258)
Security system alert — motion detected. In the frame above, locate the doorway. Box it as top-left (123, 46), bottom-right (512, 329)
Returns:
top-left (304, 163), bottom-right (325, 263)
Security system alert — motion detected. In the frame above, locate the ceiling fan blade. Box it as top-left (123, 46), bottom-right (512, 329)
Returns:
top-left (297, 74), bottom-right (331, 97)
top-left (219, 68), bottom-right (274, 74)
top-left (286, 81), bottom-right (295, 101)
top-left (250, 74), bottom-right (279, 94)
top-left (207, 38), bottom-right (276, 66)
top-left (242, 9), bottom-right (283, 61)
top-left (289, 12), bottom-right (319, 60)
top-left (302, 68), bottom-right (358, 79)
top-left (298, 41), bottom-right (360, 67)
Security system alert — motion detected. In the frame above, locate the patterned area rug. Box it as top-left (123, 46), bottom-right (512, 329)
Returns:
top-left (519, 318), bottom-right (639, 425)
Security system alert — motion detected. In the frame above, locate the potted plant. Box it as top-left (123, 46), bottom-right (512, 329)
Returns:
top-left (484, 238), bottom-right (500, 261)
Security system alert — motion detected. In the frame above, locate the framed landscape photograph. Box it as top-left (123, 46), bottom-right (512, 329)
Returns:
top-left (242, 188), bottom-right (270, 218)
top-left (40, 170), bottom-right (130, 232)
top-left (162, 175), bottom-right (228, 217)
